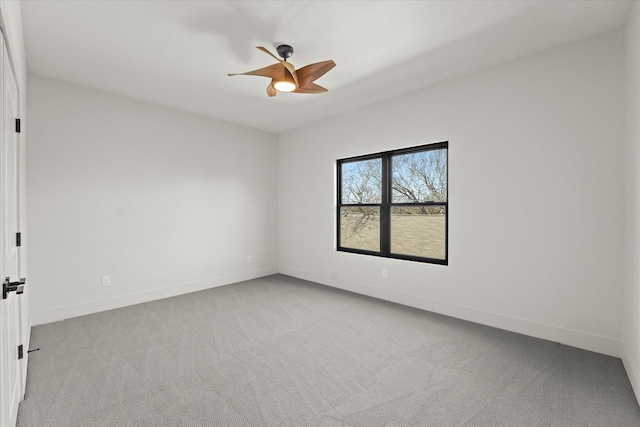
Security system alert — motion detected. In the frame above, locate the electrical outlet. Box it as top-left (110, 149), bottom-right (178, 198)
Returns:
top-left (101, 275), bottom-right (111, 287)
top-left (247, 255), bottom-right (252, 263)
top-left (382, 268), bottom-right (388, 278)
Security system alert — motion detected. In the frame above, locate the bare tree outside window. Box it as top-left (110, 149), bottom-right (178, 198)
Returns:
top-left (392, 149), bottom-right (447, 207)
top-left (341, 158), bottom-right (382, 204)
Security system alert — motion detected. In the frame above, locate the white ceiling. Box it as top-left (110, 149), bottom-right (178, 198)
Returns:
top-left (20, 0), bottom-right (633, 134)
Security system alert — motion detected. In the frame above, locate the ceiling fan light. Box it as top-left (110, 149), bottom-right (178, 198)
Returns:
top-left (273, 80), bottom-right (297, 92)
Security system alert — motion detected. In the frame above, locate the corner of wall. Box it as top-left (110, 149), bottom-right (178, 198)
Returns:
top-left (623, 0), bottom-right (640, 407)
top-left (622, 341), bottom-right (640, 406)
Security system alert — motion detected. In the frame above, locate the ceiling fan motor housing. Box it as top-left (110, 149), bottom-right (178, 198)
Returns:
top-left (277, 44), bottom-right (294, 60)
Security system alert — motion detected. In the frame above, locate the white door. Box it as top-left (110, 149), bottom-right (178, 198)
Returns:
top-left (0, 31), bottom-right (21, 427)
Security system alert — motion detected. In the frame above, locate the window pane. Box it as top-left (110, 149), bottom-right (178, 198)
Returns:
top-left (392, 149), bottom-right (447, 203)
top-left (341, 159), bottom-right (382, 204)
top-left (340, 207), bottom-right (380, 252)
top-left (390, 206), bottom-right (446, 259)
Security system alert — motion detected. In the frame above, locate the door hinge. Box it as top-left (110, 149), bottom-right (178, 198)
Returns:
top-left (18, 345), bottom-right (23, 360)
top-left (16, 232), bottom-right (21, 247)
top-left (15, 118), bottom-right (20, 133)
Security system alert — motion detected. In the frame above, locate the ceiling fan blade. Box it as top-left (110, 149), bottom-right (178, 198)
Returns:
top-left (255, 46), bottom-right (298, 86)
top-left (293, 82), bottom-right (328, 94)
top-left (267, 80), bottom-right (277, 97)
top-left (256, 46), bottom-right (280, 62)
top-left (296, 60), bottom-right (336, 88)
top-left (227, 63), bottom-right (285, 80)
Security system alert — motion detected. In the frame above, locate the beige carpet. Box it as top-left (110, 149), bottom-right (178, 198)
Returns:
top-left (17, 274), bottom-right (640, 426)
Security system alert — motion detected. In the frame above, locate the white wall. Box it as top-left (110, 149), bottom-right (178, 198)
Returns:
top-left (623, 0), bottom-right (640, 405)
top-left (279, 32), bottom-right (626, 357)
top-left (27, 76), bottom-right (278, 324)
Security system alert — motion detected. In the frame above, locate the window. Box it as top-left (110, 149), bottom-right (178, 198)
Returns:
top-left (337, 141), bottom-right (448, 265)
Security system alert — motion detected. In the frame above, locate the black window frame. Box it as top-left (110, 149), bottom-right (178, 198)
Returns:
top-left (336, 141), bottom-right (448, 265)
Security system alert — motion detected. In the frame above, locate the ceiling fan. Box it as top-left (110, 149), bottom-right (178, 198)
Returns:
top-left (228, 45), bottom-right (336, 97)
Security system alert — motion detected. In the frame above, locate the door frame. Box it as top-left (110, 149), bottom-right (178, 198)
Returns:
top-left (0, 25), bottom-right (24, 427)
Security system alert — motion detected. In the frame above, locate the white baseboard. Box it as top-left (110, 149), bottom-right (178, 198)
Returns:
top-left (31, 267), bottom-right (279, 326)
top-left (621, 341), bottom-right (640, 406)
top-left (279, 266), bottom-right (621, 357)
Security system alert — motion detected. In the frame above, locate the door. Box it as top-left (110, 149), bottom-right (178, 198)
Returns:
top-left (0, 31), bottom-right (21, 427)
